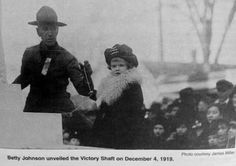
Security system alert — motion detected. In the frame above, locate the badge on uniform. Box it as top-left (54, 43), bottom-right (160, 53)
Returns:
top-left (41, 58), bottom-right (52, 75)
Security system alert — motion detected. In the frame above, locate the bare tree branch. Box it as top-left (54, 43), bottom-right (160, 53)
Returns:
top-left (214, 0), bottom-right (236, 64)
top-left (211, 0), bottom-right (216, 19)
top-left (190, 0), bottom-right (202, 22)
top-left (185, 0), bottom-right (204, 50)
top-left (203, 0), bottom-right (208, 19)
top-left (170, 3), bottom-right (192, 20)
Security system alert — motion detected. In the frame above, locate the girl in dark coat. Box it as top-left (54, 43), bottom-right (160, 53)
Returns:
top-left (92, 44), bottom-right (144, 149)
top-left (165, 122), bottom-right (191, 149)
top-left (197, 104), bottom-right (223, 148)
top-left (143, 121), bottom-right (168, 149)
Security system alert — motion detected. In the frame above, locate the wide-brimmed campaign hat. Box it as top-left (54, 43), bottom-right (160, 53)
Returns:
top-left (28, 6), bottom-right (67, 26)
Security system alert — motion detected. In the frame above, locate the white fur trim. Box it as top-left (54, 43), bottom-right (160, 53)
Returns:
top-left (96, 68), bottom-right (142, 106)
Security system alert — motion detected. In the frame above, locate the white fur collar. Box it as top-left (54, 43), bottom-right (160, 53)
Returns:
top-left (96, 68), bottom-right (142, 106)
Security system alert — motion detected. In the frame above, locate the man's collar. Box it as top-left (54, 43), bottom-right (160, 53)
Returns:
top-left (40, 41), bottom-right (59, 51)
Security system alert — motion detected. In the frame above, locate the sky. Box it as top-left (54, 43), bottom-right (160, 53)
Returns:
top-left (2, 0), bottom-right (236, 71)
top-left (2, 0), bottom-right (236, 107)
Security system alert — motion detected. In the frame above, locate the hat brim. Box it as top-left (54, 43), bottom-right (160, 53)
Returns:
top-left (28, 21), bottom-right (67, 26)
top-left (105, 53), bottom-right (138, 67)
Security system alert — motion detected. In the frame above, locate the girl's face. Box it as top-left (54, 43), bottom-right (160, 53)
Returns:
top-left (69, 138), bottom-right (80, 146)
top-left (228, 123), bottom-right (236, 139)
top-left (170, 107), bottom-right (179, 116)
top-left (176, 124), bottom-right (188, 135)
top-left (232, 94), bottom-right (236, 108)
top-left (110, 57), bottom-right (128, 76)
top-left (63, 132), bottom-right (70, 139)
top-left (198, 101), bottom-right (208, 112)
top-left (217, 124), bottom-right (229, 136)
top-left (208, 135), bottom-right (218, 147)
top-left (206, 106), bottom-right (221, 123)
top-left (153, 124), bottom-right (165, 137)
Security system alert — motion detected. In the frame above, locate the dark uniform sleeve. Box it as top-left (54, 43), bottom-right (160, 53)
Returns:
top-left (12, 49), bottom-right (31, 89)
top-left (66, 57), bottom-right (91, 97)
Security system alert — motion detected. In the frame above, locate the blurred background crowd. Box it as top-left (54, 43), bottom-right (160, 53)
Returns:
top-left (63, 79), bottom-right (236, 149)
top-left (139, 79), bottom-right (236, 149)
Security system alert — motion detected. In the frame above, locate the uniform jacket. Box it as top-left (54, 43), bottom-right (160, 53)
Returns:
top-left (92, 68), bottom-right (144, 149)
top-left (13, 42), bottom-right (91, 113)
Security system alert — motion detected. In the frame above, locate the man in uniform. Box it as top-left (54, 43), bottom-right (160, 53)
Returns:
top-left (13, 6), bottom-right (95, 113)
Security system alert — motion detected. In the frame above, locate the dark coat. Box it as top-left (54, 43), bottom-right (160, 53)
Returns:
top-left (92, 69), bottom-right (144, 149)
top-left (146, 135), bottom-right (167, 149)
top-left (197, 120), bottom-right (219, 149)
top-left (13, 42), bottom-right (91, 113)
top-left (165, 133), bottom-right (191, 149)
top-left (177, 99), bottom-right (197, 128)
top-left (219, 100), bottom-right (235, 121)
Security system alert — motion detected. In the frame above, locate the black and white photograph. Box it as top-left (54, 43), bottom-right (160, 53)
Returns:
top-left (1, 1), bottom-right (236, 163)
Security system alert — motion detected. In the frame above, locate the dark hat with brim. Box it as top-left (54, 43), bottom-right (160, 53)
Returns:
top-left (216, 79), bottom-right (233, 92)
top-left (104, 44), bottom-right (138, 67)
top-left (28, 6), bottom-right (66, 26)
top-left (179, 87), bottom-right (194, 99)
